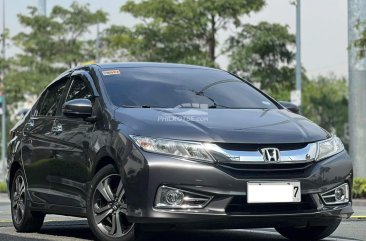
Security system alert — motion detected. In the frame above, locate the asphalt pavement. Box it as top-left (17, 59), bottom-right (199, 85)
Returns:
top-left (0, 194), bottom-right (365, 241)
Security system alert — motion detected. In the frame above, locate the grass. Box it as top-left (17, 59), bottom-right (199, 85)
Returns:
top-left (0, 181), bottom-right (7, 193)
top-left (353, 178), bottom-right (366, 199)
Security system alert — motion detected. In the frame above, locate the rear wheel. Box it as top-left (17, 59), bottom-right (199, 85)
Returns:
top-left (87, 165), bottom-right (140, 241)
top-left (275, 219), bottom-right (341, 241)
top-left (11, 169), bottom-right (45, 232)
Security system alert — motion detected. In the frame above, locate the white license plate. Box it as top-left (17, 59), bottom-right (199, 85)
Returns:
top-left (247, 181), bottom-right (301, 203)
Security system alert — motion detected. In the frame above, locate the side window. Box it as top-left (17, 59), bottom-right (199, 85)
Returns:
top-left (38, 79), bottom-right (68, 116)
top-left (65, 77), bottom-right (93, 102)
top-left (32, 92), bottom-right (46, 116)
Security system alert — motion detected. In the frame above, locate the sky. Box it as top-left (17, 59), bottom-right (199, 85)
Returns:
top-left (3, 0), bottom-right (349, 78)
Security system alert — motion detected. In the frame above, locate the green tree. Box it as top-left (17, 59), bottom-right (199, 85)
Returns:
top-left (106, 0), bottom-right (265, 66)
top-left (104, 21), bottom-right (209, 64)
top-left (5, 3), bottom-right (107, 104)
top-left (7, 7), bottom-right (62, 104)
top-left (102, 25), bottom-right (132, 62)
top-left (302, 74), bottom-right (348, 144)
top-left (227, 22), bottom-right (296, 100)
top-left (51, 2), bottom-right (108, 67)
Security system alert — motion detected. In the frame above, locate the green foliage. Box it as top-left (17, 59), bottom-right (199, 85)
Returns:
top-left (5, 59), bottom-right (64, 105)
top-left (105, 0), bottom-right (265, 65)
top-left (227, 22), bottom-right (296, 100)
top-left (0, 182), bottom-right (6, 193)
top-left (5, 2), bottom-right (107, 104)
top-left (13, 7), bottom-right (60, 62)
top-left (302, 75), bottom-right (348, 144)
top-left (101, 25), bottom-right (132, 61)
top-left (353, 178), bottom-right (366, 199)
top-left (51, 2), bottom-right (108, 67)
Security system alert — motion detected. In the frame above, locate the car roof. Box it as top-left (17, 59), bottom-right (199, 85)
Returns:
top-left (95, 62), bottom-right (219, 71)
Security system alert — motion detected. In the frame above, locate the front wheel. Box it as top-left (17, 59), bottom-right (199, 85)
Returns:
top-left (275, 219), bottom-right (341, 241)
top-left (87, 165), bottom-right (141, 241)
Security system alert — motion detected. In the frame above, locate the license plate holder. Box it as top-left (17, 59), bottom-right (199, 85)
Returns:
top-left (247, 181), bottom-right (301, 203)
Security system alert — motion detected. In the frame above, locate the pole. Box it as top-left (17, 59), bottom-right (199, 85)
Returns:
top-left (96, 23), bottom-right (100, 63)
top-left (348, 0), bottom-right (366, 178)
top-left (38, 0), bottom-right (46, 16)
top-left (1, 0), bottom-right (6, 181)
top-left (295, 0), bottom-right (302, 112)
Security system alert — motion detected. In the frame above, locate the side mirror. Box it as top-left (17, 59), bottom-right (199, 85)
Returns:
top-left (62, 99), bottom-right (92, 118)
top-left (279, 101), bottom-right (300, 114)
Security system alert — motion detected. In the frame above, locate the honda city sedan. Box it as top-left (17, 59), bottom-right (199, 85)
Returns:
top-left (6, 62), bottom-right (353, 241)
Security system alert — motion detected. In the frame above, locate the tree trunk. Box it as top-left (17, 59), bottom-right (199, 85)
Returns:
top-left (208, 14), bottom-right (216, 63)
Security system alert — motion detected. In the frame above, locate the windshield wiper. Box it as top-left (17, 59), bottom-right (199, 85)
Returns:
top-left (175, 103), bottom-right (230, 109)
top-left (208, 105), bottom-right (270, 109)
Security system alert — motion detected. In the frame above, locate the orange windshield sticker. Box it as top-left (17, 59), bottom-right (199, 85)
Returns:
top-left (102, 70), bottom-right (121, 76)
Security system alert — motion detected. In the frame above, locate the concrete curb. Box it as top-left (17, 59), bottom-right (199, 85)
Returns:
top-left (0, 193), bottom-right (9, 204)
top-left (353, 199), bottom-right (366, 207)
top-left (350, 216), bottom-right (366, 220)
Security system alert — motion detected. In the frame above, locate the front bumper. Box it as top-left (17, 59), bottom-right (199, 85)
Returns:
top-left (122, 149), bottom-right (353, 228)
top-left (130, 204), bottom-right (352, 230)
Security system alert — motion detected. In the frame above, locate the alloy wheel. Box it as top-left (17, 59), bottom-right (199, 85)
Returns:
top-left (12, 175), bottom-right (26, 224)
top-left (92, 174), bottom-right (134, 238)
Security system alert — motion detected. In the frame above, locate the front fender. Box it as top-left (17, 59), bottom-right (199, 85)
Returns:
top-left (6, 136), bottom-right (23, 198)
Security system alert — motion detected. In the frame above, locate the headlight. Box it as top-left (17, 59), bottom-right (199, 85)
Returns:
top-left (130, 135), bottom-right (214, 162)
top-left (317, 136), bottom-right (344, 161)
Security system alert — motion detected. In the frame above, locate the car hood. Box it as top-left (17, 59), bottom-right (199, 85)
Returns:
top-left (115, 108), bottom-right (330, 144)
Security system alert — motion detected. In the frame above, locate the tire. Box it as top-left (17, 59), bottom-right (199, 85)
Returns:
top-left (275, 219), bottom-right (341, 241)
top-left (11, 169), bottom-right (45, 232)
top-left (87, 164), bottom-right (142, 241)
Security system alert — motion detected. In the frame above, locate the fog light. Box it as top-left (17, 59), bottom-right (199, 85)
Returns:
top-left (165, 190), bottom-right (184, 205)
top-left (155, 186), bottom-right (213, 209)
top-left (321, 183), bottom-right (349, 205)
top-left (335, 187), bottom-right (346, 201)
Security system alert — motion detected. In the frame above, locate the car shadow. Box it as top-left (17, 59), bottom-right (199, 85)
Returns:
top-left (39, 221), bottom-right (94, 240)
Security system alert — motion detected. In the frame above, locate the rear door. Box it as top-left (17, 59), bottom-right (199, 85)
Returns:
top-left (46, 72), bottom-right (96, 207)
top-left (21, 77), bottom-right (68, 204)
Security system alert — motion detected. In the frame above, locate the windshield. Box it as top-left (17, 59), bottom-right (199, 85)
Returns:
top-left (100, 67), bottom-right (278, 109)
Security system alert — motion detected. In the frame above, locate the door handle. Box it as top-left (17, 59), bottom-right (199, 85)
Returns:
top-left (51, 123), bottom-right (63, 134)
top-left (25, 119), bottom-right (34, 129)
top-left (23, 119), bottom-right (35, 134)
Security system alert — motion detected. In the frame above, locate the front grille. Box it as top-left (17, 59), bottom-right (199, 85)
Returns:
top-left (216, 142), bottom-right (309, 152)
top-left (217, 162), bottom-right (315, 179)
top-left (226, 195), bottom-right (317, 215)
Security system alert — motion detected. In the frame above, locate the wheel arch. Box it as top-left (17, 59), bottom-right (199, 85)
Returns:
top-left (8, 161), bottom-right (22, 194)
top-left (91, 144), bottom-right (138, 190)
top-left (94, 156), bottom-right (118, 176)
